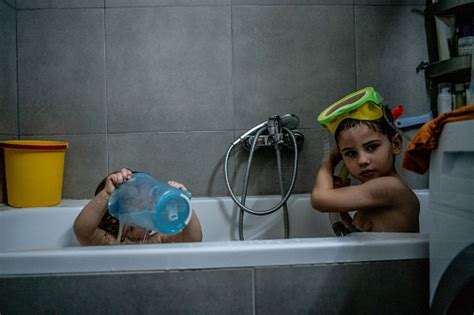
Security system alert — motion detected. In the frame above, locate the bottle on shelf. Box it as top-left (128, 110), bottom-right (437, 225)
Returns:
top-left (437, 82), bottom-right (453, 115)
top-left (453, 83), bottom-right (467, 109)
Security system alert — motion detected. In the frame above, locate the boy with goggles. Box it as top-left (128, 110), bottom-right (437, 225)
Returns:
top-left (311, 87), bottom-right (420, 232)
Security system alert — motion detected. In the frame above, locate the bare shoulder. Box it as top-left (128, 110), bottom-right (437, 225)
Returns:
top-left (374, 176), bottom-right (419, 208)
top-left (353, 176), bottom-right (420, 232)
top-left (360, 175), bottom-right (419, 208)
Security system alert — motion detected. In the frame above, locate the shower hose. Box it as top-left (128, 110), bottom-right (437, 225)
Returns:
top-left (224, 126), bottom-right (299, 240)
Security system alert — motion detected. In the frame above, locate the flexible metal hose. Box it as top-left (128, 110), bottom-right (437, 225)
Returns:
top-left (237, 128), bottom-right (293, 239)
top-left (275, 145), bottom-right (290, 238)
top-left (238, 126), bottom-right (267, 240)
top-left (224, 127), bottom-right (299, 235)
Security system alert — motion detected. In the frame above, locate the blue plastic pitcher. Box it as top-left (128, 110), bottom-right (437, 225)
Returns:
top-left (108, 172), bottom-right (192, 234)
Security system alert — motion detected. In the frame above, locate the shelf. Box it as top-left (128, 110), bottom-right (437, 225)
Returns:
top-left (425, 55), bottom-right (472, 79)
top-left (427, 0), bottom-right (474, 16)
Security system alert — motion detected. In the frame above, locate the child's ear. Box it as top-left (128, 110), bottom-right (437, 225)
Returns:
top-left (391, 133), bottom-right (402, 155)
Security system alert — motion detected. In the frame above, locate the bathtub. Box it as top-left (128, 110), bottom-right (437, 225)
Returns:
top-left (0, 190), bottom-right (430, 314)
top-left (0, 190), bottom-right (429, 275)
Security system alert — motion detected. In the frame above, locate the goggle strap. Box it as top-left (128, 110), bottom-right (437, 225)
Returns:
top-left (382, 104), bottom-right (412, 143)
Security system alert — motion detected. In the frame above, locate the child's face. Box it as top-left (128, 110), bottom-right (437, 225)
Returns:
top-left (126, 226), bottom-right (156, 242)
top-left (337, 124), bottom-right (401, 182)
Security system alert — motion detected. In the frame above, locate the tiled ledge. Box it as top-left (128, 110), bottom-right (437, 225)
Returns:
top-left (14, 0), bottom-right (426, 9)
top-left (16, 0), bottom-right (104, 9)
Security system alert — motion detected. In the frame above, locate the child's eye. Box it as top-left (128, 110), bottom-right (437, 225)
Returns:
top-left (366, 144), bottom-right (379, 152)
top-left (344, 151), bottom-right (356, 158)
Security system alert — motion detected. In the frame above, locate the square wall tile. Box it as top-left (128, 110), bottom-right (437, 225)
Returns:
top-left (355, 5), bottom-right (430, 117)
top-left (108, 131), bottom-right (234, 196)
top-left (0, 268), bottom-right (254, 314)
top-left (355, 6), bottom-right (430, 189)
top-left (106, 0), bottom-right (230, 6)
top-left (16, 0), bottom-right (104, 8)
top-left (17, 9), bottom-right (106, 135)
top-left (106, 6), bottom-right (233, 133)
top-left (233, 5), bottom-right (356, 130)
top-left (355, 0), bottom-right (426, 5)
top-left (255, 260), bottom-right (429, 314)
top-left (233, 0), bottom-right (352, 4)
top-left (16, 0), bottom-right (49, 8)
top-left (0, 0), bottom-right (17, 135)
top-left (21, 134), bottom-right (108, 199)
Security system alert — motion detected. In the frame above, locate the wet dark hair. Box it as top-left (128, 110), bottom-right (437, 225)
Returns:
top-left (334, 105), bottom-right (397, 144)
top-left (96, 169), bottom-right (137, 237)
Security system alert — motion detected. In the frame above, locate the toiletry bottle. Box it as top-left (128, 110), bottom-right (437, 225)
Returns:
top-left (108, 172), bottom-right (192, 234)
top-left (454, 83), bottom-right (466, 109)
top-left (437, 83), bottom-right (452, 115)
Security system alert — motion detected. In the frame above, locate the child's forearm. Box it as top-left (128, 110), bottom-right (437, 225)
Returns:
top-left (315, 160), bottom-right (335, 191)
top-left (179, 210), bottom-right (202, 242)
top-left (161, 209), bottom-right (202, 243)
top-left (73, 190), bottom-right (110, 245)
top-left (186, 210), bottom-right (203, 241)
top-left (311, 161), bottom-right (336, 211)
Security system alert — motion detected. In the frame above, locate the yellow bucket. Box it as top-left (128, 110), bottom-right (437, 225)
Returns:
top-left (0, 140), bottom-right (69, 207)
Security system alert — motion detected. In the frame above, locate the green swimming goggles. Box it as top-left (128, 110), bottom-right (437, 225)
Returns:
top-left (318, 87), bottom-right (384, 134)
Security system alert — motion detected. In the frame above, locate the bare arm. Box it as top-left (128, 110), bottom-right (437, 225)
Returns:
top-left (161, 209), bottom-right (202, 243)
top-left (311, 149), bottom-right (401, 213)
top-left (312, 173), bottom-right (403, 213)
top-left (73, 168), bottom-right (132, 245)
top-left (161, 180), bottom-right (203, 243)
top-left (311, 148), bottom-right (341, 211)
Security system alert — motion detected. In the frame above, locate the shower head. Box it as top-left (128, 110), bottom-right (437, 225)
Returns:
top-left (281, 114), bottom-right (300, 130)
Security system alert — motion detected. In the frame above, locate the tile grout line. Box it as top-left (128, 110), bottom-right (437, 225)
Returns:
top-left (252, 267), bottom-right (256, 315)
top-left (353, 1), bottom-right (358, 90)
top-left (103, 1), bottom-right (109, 173)
top-left (15, 3), bottom-right (19, 139)
top-left (230, 4), bottom-right (237, 181)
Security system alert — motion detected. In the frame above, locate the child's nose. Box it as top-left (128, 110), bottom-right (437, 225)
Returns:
top-left (358, 153), bottom-right (370, 165)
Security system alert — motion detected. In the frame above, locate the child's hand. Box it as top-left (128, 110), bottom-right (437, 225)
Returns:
top-left (168, 180), bottom-right (188, 191)
top-left (104, 168), bottom-right (132, 196)
top-left (329, 147), bottom-right (342, 166)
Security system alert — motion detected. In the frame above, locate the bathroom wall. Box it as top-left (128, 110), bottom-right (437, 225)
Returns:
top-left (0, 0), bottom-right (17, 203)
top-left (0, 0), bottom-right (429, 201)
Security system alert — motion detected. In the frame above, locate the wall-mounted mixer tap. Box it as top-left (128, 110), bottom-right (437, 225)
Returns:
top-left (224, 114), bottom-right (304, 240)
top-left (241, 114), bottom-right (304, 151)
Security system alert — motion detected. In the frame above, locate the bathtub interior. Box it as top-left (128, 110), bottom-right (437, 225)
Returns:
top-left (0, 190), bottom-right (429, 253)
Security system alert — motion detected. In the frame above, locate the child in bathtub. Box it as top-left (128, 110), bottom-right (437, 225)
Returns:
top-left (73, 168), bottom-right (202, 245)
top-left (311, 87), bottom-right (419, 233)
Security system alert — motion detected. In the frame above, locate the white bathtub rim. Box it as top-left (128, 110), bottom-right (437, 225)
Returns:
top-left (0, 233), bottom-right (428, 276)
top-left (0, 190), bottom-right (429, 275)
top-left (0, 189), bottom-right (430, 210)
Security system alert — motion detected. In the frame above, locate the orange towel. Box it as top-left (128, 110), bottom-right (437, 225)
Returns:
top-left (402, 105), bottom-right (474, 174)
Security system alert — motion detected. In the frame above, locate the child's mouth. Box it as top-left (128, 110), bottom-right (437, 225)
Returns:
top-left (360, 170), bottom-right (375, 178)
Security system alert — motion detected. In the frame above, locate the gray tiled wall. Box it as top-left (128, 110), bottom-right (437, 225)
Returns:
top-left (0, 0), bottom-right (17, 136)
top-left (0, 0), bottom-right (17, 203)
top-left (1, 0), bottom-right (429, 201)
top-left (0, 259), bottom-right (429, 314)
